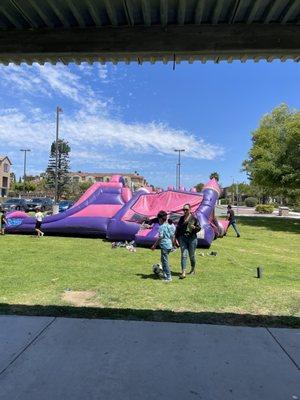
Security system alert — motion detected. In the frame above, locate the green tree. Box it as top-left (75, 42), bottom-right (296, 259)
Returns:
top-left (45, 139), bottom-right (71, 199)
top-left (195, 182), bottom-right (204, 192)
top-left (79, 181), bottom-right (94, 193)
top-left (13, 182), bottom-right (36, 193)
top-left (209, 172), bottom-right (219, 181)
top-left (243, 104), bottom-right (300, 203)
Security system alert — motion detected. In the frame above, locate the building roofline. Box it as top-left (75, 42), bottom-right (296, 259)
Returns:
top-left (0, 155), bottom-right (12, 165)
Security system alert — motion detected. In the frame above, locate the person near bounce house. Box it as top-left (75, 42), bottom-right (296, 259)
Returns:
top-left (226, 204), bottom-right (240, 237)
top-left (175, 203), bottom-right (201, 279)
top-left (151, 210), bottom-right (174, 283)
top-left (35, 207), bottom-right (45, 238)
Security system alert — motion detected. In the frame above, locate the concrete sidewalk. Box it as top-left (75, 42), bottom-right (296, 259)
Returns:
top-left (0, 316), bottom-right (299, 400)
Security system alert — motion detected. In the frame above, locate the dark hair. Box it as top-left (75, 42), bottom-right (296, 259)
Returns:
top-left (157, 210), bottom-right (167, 222)
top-left (227, 204), bottom-right (232, 209)
top-left (167, 218), bottom-right (174, 224)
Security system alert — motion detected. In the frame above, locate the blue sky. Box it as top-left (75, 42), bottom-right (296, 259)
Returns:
top-left (0, 60), bottom-right (299, 188)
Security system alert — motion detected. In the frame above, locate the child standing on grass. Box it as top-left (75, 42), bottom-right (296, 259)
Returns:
top-left (151, 211), bottom-right (174, 283)
top-left (1, 210), bottom-right (7, 235)
top-left (35, 207), bottom-right (44, 237)
top-left (168, 218), bottom-right (177, 252)
top-left (227, 204), bottom-right (240, 237)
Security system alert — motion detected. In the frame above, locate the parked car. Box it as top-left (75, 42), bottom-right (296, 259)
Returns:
top-left (3, 198), bottom-right (29, 212)
top-left (58, 200), bottom-right (74, 213)
top-left (26, 197), bottom-right (54, 212)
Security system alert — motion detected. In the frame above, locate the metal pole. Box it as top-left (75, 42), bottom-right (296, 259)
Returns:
top-left (20, 149), bottom-right (31, 185)
top-left (174, 149), bottom-right (185, 190)
top-left (54, 106), bottom-right (62, 204)
top-left (24, 151), bottom-right (27, 182)
top-left (178, 151), bottom-right (181, 189)
top-left (236, 182), bottom-right (239, 216)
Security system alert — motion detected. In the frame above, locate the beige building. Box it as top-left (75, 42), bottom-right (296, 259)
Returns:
top-left (69, 172), bottom-right (148, 191)
top-left (0, 155), bottom-right (12, 197)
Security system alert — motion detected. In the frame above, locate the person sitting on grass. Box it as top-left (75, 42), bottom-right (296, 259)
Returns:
top-left (151, 210), bottom-right (174, 283)
top-left (35, 207), bottom-right (44, 238)
top-left (1, 210), bottom-right (7, 235)
top-left (226, 204), bottom-right (240, 237)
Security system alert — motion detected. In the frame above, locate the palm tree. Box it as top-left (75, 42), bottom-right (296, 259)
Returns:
top-left (209, 172), bottom-right (219, 181)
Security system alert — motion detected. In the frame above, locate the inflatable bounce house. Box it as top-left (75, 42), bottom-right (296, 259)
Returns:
top-left (5, 175), bottom-right (228, 248)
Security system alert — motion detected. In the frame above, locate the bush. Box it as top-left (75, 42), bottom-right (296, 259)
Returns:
top-left (245, 197), bottom-right (258, 207)
top-left (292, 205), bottom-right (300, 213)
top-left (220, 198), bottom-right (229, 205)
top-left (255, 204), bottom-right (274, 214)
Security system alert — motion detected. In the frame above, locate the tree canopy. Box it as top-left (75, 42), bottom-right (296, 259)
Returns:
top-left (195, 182), bottom-right (204, 192)
top-left (45, 139), bottom-right (71, 199)
top-left (243, 104), bottom-right (300, 202)
top-left (209, 172), bottom-right (220, 181)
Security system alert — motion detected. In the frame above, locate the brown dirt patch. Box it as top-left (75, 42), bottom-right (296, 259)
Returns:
top-left (62, 290), bottom-right (101, 307)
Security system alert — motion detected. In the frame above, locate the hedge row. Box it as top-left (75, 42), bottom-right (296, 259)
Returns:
top-left (255, 204), bottom-right (274, 214)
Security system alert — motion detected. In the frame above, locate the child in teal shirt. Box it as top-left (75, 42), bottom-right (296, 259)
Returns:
top-left (151, 210), bottom-right (174, 282)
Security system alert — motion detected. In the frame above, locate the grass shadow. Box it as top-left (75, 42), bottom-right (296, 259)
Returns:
top-left (237, 216), bottom-right (299, 234)
top-left (0, 303), bottom-right (299, 328)
top-left (136, 271), bottom-right (182, 280)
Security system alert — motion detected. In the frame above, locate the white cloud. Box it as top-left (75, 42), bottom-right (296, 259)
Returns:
top-left (0, 108), bottom-right (223, 161)
top-left (0, 63), bottom-right (224, 179)
top-left (62, 115), bottom-right (223, 160)
top-left (97, 65), bottom-right (108, 81)
top-left (0, 63), bottom-right (108, 112)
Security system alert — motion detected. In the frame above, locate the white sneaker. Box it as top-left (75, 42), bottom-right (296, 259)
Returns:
top-left (41, 232), bottom-right (45, 236)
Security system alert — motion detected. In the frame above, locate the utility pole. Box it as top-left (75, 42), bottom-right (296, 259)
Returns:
top-left (174, 149), bottom-right (185, 190)
top-left (231, 177), bottom-right (235, 205)
top-left (236, 181), bottom-right (239, 216)
top-left (20, 149), bottom-right (31, 184)
top-left (54, 106), bottom-right (63, 204)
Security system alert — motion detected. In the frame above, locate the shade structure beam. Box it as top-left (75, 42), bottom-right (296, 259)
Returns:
top-left (123, 0), bottom-right (135, 26)
top-left (177, 0), bottom-right (186, 25)
top-left (247, 0), bottom-right (261, 24)
top-left (160, 0), bottom-right (168, 28)
top-left (195, 0), bottom-right (205, 24)
top-left (264, 0), bottom-right (285, 24)
top-left (85, 0), bottom-right (102, 26)
top-left (0, 24), bottom-right (299, 65)
top-left (212, 0), bottom-right (224, 25)
top-left (104, 0), bottom-right (119, 26)
top-left (281, 0), bottom-right (300, 24)
top-left (45, 0), bottom-right (71, 28)
top-left (9, 0), bottom-right (39, 28)
top-left (0, 6), bottom-right (23, 29)
top-left (65, 0), bottom-right (86, 27)
top-left (26, 0), bottom-right (55, 28)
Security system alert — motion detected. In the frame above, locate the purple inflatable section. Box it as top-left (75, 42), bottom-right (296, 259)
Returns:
top-left (133, 180), bottom-right (220, 247)
top-left (106, 188), bottom-right (149, 241)
top-left (5, 177), bottom-right (223, 248)
top-left (6, 177), bottom-right (129, 236)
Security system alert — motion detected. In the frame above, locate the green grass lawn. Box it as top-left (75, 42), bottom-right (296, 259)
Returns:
top-left (0, 217), bottom-right (299, 327)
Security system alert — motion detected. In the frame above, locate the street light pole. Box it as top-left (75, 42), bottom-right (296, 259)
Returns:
top-left (236, 181), bottom-right (239, 216)
top-left (174, 149), bottom-right (185, 190)
top-left (20, 149), bottom-right (31, 184)
top-left (54, 106), bottom-right (63, 204)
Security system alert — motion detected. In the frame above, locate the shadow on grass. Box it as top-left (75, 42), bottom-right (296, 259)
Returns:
top-left (136, 271), bottom-right (182, 280)
top-left (0, 303), bottom-right (299, 328)
top-left (237, 216), bottom-right (300, 234)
